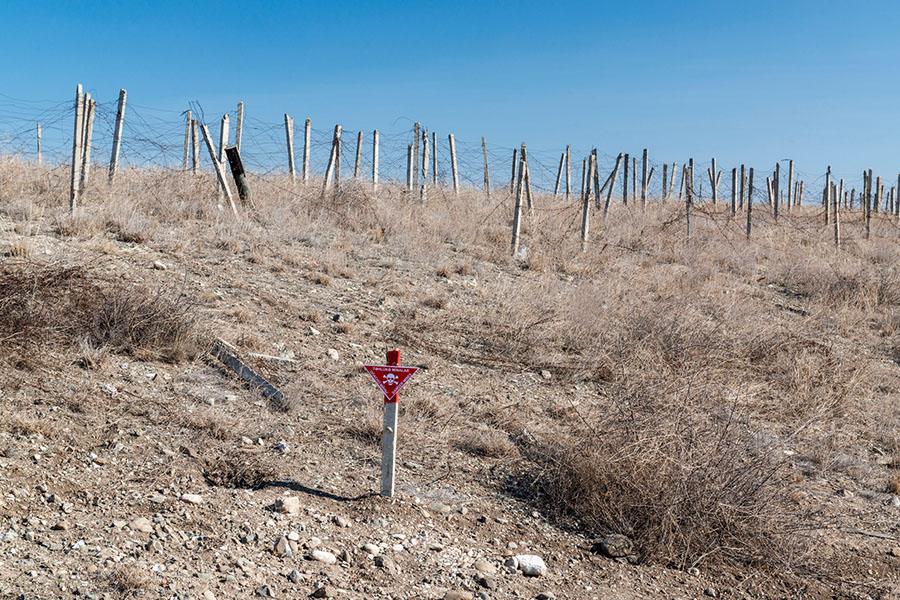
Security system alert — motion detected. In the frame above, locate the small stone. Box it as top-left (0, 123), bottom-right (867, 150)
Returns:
top-left (516, 554), bottom-right (547, 577)
top-left (310, 327), bottom-right (321, 336)
top-left (287, 531), bottom-right (301, 542)
top-left (310, 549), bottom-right (336, 565)
top-left (254, 585), bottom-right (274, 597)
top-left (536, 593), bottom-right (556, 600)
top-left (326, 348), bottom-right (339, 360)
top-left (704, 588), bottom-right (717, 598)
top-left (477, 575), bottom-right (497, 590)
top-left (276, 496), bottom-right (301, 515)
top-left (889, 547), bottom-right (900, 557)
top-left (443, 593), bottom-right (474, 600)
top-left (332, 515), bottom-right (350, 528)
top-left (152, 261), bottom-right (168, 270)
top-left (128, 517), bottom-right (154, 533)
top-left (92, 455), bottom-right (108, 465)
top-left (592, 534), bottom-right (634, 559)
top-left (374, 555), bottom-right (397, 575)
top-left (307, 536), bottom-right (322, 548)
top-left (429, 501), bottom-right (453, 515)
top-left (51, 520), bottom-right (71, 531)
top-left (332, 314), bottom-right (342, 322)
top-left (288, 569), bottom-right (303, 584)
top-left (202, 591), bottom-right (216, 600)
top-left (338, 549), bottom-right (351, 563)
top-left (180, 493), bottom-right (203, 505)
top-left (688, 567), bottom-right (700, 576)
top-left (362, 543), bottom-right (379, 555)
top-left (149, 494), bottom-right (166, 504)
top-left (311, 585), bottom-right (337, 598)
top-left (274, 536), bottom-right (292, 558)
top-left (503, 557), bottom-right (518, 569)
top-left (274, 441), bottom-right (289, 453)
top-left (892, 495), bottom-right (900, 507)
top-left (539, 370), bottom-right (552, 380)
top-left (473, 559), bottom-right (496, 574)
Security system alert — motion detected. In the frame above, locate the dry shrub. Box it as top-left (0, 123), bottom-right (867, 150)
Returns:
top-left (522, 402), bottom-right (808, 571)
top-left (344, 404), bottom-right (382, 444)
top-left (103, 564), bottom-right (150, 599)
top-left (201, 449), bottom-right (275, 489)
top-left (183, 407), bottom-right (247, 440)
top-left (0, 260), bottom-right (202, 363)
top-left (108, 212), bottom-right (156, 244)
top-left (455, 426), bottom-right (517, 458)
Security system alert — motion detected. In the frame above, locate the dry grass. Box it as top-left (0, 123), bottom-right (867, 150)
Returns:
top-left (103, 565), bottom-right (151, 599)
top-left (201, 448), bottom-right (276, 489)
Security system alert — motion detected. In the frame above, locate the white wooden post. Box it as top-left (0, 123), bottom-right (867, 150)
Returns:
top-left (108, 88), bottom-right (126, 182)
top-left (372, 129), bottom-right (379, 193)
top-left (183, 111), bottom-right (192, 171)
top-left (511, 157), bottom-right (525, 255)
top-left (235, 102), bottom-right (244, 151)
top-left (449, 134), bottom-right (459, 197)
top-left (581, 151), bottom-right (595, 248)
top-left (284, 114), bottom-right (295, 182)
top-left (200, 123), bottom-right (237, 215)
top-left (219, 113), bottom-right (230, 165)
top-left (191, 119), bottom-right (199, 175)
top-left (420, 130), bottom-right (430, 202)
top-left (354, 130), bottom-right (364, 179)
top-left (69, 84), bottom-right (84, 213)
top-left (80, 98), bottom-right (96, 190)
top-left (406, 145), bottom-right (413, 191)
top-left (302, 118), bottom-right (311, 185)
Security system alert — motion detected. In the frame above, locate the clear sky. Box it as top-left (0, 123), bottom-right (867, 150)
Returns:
top-left (3, 0), bottom-right (900, 188)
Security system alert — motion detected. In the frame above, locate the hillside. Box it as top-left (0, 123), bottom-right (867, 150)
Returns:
top-left (1, 160), bottom-right (899, 599)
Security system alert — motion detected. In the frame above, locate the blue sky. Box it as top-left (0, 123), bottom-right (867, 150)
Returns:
top-left (3, 1), bottom-right (900, 187)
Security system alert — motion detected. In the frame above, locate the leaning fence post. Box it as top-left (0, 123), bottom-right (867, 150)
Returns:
top-left (482, 136), bottom-right (491, 200)
top-left (108, 88), bottom-right (126, 182)
top-left (669, 162), bottom-right (677, 199)
top-left (79, 97), bottom-right (96, 190)
top-left (449, 134), bottom-right (459, 197)
top-left (602, 153), bottom-right (623, 218)
top-left (662, 162), bottom-right (668, 201)
top-left (225, 146), bottom-right (252, 206)
top-left (511, 156), bottom-right (525, 255)
top-left (199, 123), bottom-right (237, 215)
top-left (284, 114), bottom-right (295, 183)
top-left (354, 130), bottom-right (364, 179)
top-left (510, 148), bottom-right (518, 194)
top-left (69, 84), bottom-right (84, 213)
top-left (522, 144), bottom-right (534, 213)
top-left (372, 129), bottom-right (379, 193)
top-left (323, 124), bottom-right (341, 192)
top-left (554, 152), bottom-right (565, 197)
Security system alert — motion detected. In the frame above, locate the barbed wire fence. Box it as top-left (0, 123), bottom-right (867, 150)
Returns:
top-left (0, 87), bottom-right (895, 247)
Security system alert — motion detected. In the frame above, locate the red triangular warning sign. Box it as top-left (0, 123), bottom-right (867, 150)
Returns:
top-left (364, 365), bottom-right (418, 403)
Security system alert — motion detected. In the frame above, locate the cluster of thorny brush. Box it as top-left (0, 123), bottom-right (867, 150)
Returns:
top-left (2, 157), bottom-right (900, 587)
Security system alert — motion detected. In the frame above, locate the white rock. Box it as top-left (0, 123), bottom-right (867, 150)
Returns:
top-left (180, 494), bottom-right (203, 505)
top-left (326, 349), bottom-right (339, 360)
top-left (516, 554), bottom-right (547, 577)
top-left (310, 550), bottom-right (337, 565)
top-left (362, 543), bottom-right (380, 555)
top-left (128, 517), bottom-right (154, 533)
top-left (276, 496), bottom-right (301, 515)
top-left (152, 261), bottom-right (168, 270)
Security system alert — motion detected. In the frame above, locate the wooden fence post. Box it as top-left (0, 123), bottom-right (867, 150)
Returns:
top-left (632, 156), bottom-right (637, 203)
top-left (678, 164), bottom-right (686, 201)
top-left (647, 167), bottom-right (655, 190)
top-left (554, 152), bottom-right (564, 197)
top-left (565, 145), bottom-right (571, 200)
top-left (581, 150), bottom-right (595, 249)
top-left (69, 84), bottom-right (84, 213)
top-left (824, 166), bottom-right (831, 224)
top-left (79, 97), bottom-right (96, 190)
top-left (669, 162), bottom-right (677, 199)
top-left (581, 158), bottom-right (587, 200)
top-left (774, 162), bottom-right (780, 221)
top-left (191, 119), bottom-right (199, 175)
top-left (218, 114), bottom-right (230, 167)
top-left (284, 114), bottom-right (295, 183)
top-left (602, 153), bottom-right (623, 218)
top-left (623, 153), bottom-right (629, 204)
top-left (787, 159), bottom-right (794, 209)
top-left (850, 188), bottom-right (855, 211)
top-left (449, 134), bottom-right (459, 197)
top-left (685, 163), bottom-right (693, 238)
top-left (372, 129), bottom-right (379, 193)
top-left (354, 130), bottom-right (364, 179)
top-left (302, 118), bottom-right (311, 185)
top-left (420, 130), bottom-right (430, 202)
top-left (334, 125), bottom-right (342, 189)
top-left (510, 148), bottom-right (518, 194)
top-left (199, 123), bottom-right (237, 215)
top-left (323, 124), bottom-right (341, 192)
top-left (739, 164), bottom-right (746, 209)
top-left (183, 111), bottom-right (191, 171)
top-left (688, 158), bottom-right (694, 203)
top-left (235, 101), bottom-right (243, 152)
top-left (710, 158), bottom-right (718, 207)
top-left (731, 168), bottom-right (737, 217)
top-left (641, 149), bottom-right (648, 208)
top-left (406, 145), bottom-right (413, 191)
top-left (662, 162), bottom-right (668, 201)
top-left (835, 180), bottom-right (842, 247)
top-left (746, 167), bottom-right (754, 238)
top-left (432, 131), bottom-right (437, 184)
top-left (108, 88), bottom-right (126, 182)
top-left (413, 122), bottom-right (421, 188)
top-left (36, 123), bottom-right (41, 165)
top-left (482, 136), bottom-right (491, 199)
top-left (225, 146), bottom-right (252, 206)
top-left (521, 143), bottom-right (533, 212)
top-left (511, 156), bottom-right (525, 256)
